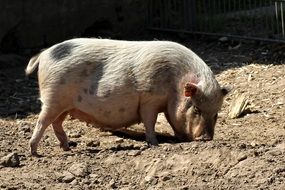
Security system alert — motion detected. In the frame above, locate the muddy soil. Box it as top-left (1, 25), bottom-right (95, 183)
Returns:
top-left (0, 39), bottom-right (284, 190)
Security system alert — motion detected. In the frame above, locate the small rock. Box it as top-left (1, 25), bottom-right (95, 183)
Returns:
top-left (180, 186), bottom-right (190, 190)
top-left (61, 171), bottom-right (75, 183)
top-left (144, 175), bottom-right (158, 185)
top-left (68, 132), bottom-right (81, 138)
top-left (86, 140), bottom-right (100, 147)
top-left (161, 176), bottom-right (171, 181)
top-left (237, 154), bottom-right (247, 162)
top-left (251, 141), bottom-right (258, 147)
top-left (114, 138), bottom-right (124, 143)
top-left (274, 167), bottom-right (285, 174)
top-left (219, 36), bottom-right (229, 42)
top-left (70, 179), bottom-right (78, 186)
top-left (163, 146), bottom-right (170, 151)
top-left (127, 150), bottom-right (141, 156)
top-left (140, 145), bottom-right (149, 151)
top-left (107, 179), bottom-right (116, 189)
top-left (18, 124), bottom-right (31, 133)
top-left (228, 94), bottom-right (249, 119)
top-left (266, 149), bottom-right (282, 156)
top-left (0, 152), bottom-right (20, 167)
top-left (238, 143), bottom-right (247, 149)
top-left (68, 163), bottom-right (89, 177)
top-left (89, 174), bottom-right (99, 179)
top-left (82, 178), bottom-right (91, 185)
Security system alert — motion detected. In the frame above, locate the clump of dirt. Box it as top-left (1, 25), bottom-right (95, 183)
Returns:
top-left (0, 39), bottom-right (284, 190)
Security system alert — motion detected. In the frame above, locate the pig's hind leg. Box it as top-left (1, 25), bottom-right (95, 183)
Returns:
top-left (52, 111), bottom-right (70, 151)
top-left (29, 105), bottom-right (65, 156)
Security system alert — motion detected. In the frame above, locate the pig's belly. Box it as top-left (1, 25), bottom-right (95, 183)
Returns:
top-left (71, 94), bottom-right (140, 129)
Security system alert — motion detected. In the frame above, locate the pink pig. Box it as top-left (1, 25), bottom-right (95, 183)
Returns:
top-left (26, 38), bottom-right (228, 156)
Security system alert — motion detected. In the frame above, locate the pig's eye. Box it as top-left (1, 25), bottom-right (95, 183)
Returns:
top-left (193, 106), bottom-right (201, 115)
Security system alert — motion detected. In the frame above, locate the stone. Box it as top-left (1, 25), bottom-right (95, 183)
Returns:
top-left (237, 154), bottom-right (247, 162)
top-left (68, 132), bottom-right (81, 138)
top-left (86, 140), bottom-right (100, 147)
top-left (107, 179), bottom-right (116, 189)
top-left (61, 171), bottom-right (75, 183)
top-left (68, 163), bottom-right (89, 177)
top-left (18, 124), bottom-right (31, 133)
top-left (114, 138), bottom-right (124, 143)
top-left (161, 175), bottom-right (171, 181)
top-left (219, 36), bottom-right (229, 42)
top-left (0, 152), bottom-right (20, 167)
top-left (144, 175), bottom-right (158, 185)
top-left (127, 150), bottom-right (141, 156)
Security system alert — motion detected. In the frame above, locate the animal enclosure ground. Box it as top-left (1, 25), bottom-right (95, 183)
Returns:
top-left (0, 39), bottom-right (284, 190)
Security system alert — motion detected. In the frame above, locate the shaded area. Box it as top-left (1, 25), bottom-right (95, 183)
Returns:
top-left (111, 128), bottom-right (178, 144)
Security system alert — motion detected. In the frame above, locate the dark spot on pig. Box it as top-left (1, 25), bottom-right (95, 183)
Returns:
top-left (80, 69), bottom-right (89, 77)
top-left (104, 111), bottom-right (111, 117)
top-left (51, 42), bottom-right (78, 61)
top-left (83, 88), bottom-right (88, 94)
top-left (77, 95), bottom-right (82, 102)
top-left (89, 84), bottom-right (96, 95)
top-left (59, 78), bottom-right (66, 84)
top-left (119, 107), bottom-right (125, 113)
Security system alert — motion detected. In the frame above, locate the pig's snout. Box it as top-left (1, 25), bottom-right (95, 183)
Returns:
top-left (192, 125), bottom-right (214, 141)
top-left (193, 133), bottom-right (213, 141)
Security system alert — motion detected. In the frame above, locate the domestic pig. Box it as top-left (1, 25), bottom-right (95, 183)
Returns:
top-left (26, 38), bottom-right (228, 156)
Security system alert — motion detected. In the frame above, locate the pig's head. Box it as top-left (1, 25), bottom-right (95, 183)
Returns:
top-left (173, 80), bottom-right (229, 142)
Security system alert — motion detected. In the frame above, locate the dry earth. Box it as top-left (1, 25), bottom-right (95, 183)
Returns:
top-left (0, 39), bottom-right (285, 190)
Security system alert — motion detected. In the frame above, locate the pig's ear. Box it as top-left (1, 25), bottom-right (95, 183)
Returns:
top-left (184, 83), bottom-right (198, 97)
top-left (221, 87), bottom-right (230, 96)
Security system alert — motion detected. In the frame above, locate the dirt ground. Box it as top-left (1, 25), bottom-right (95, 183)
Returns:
top-left (0, 38), bottom-right (284, 190)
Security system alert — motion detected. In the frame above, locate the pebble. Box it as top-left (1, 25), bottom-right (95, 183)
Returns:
top-left (61, 171), bottom-right (75, 183)
top-left (70, 179), bottom-right (78, 186)
top-left (238, 143), bottom-right (247, 149)
top-left (250, 141), bottom-right (258, 147)
top-left (237, 154), bottom-right (248, 162)
top-left (274, 167), bottom-right (285, 174)
top-left (163, 146), bottom-right (171, 151)
top-left (144, 175), bottom-right (158, 185)
top-left (18, 124), bottom-right (31, 133)
top-left (0, 152), bottom-right (20, 167)
top-left (127, 150), bottom-right (141, 156)
top-left (68, 163), bottom-right (89, 177)
top-left (114, 138), bottom-right (124, 143)
top-left (82, 178), bottom-right (91, 185)
top-left (89, 174), bottom-right (99, 179)
top-left (266, 149), bottom-right (282, 156)
top-left (107, 179), bottom-right (116, 189)
top-left (68, 132), bottom-right (81, 138)
top-left (161, 175), bottom-right (171, 181)
top-left (86, 140), bottom-right (100, 147)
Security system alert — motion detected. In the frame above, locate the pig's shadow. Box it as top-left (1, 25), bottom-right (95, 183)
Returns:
top-left (111, 129), bottom-right (179, 144)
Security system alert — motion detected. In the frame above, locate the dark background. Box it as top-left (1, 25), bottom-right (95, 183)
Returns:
top-left (0, 0), bottom-right (149, 55)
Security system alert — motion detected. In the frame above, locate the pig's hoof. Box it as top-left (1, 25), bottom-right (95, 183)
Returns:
top-left (146, 141), bottom-right (159, 147)
top-left (60, 143), bottom-right (70, 151)
top-left (61, 146), bottom-right (71, 151)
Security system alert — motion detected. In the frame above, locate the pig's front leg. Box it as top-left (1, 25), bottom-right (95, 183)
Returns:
top-left (140, 106), bottom-right (159, 146)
